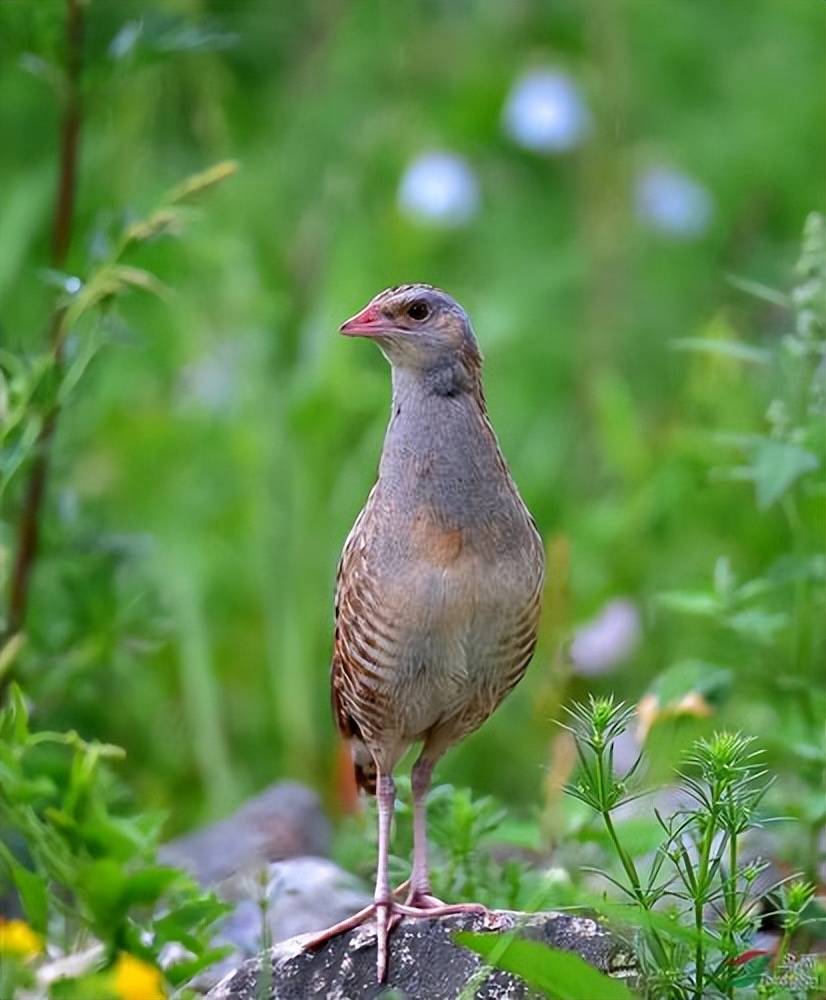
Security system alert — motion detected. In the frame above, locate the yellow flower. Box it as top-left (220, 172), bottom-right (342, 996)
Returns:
top-left (112, 953), bottom-right (166, 1000)
top-left (0, 918), bottom-right (43, 958)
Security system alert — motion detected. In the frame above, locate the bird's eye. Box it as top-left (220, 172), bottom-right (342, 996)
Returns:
top-left (406, 300), bottom-right (430, 321)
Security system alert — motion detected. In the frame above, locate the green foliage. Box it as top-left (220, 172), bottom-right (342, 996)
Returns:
top-left (0, 685), bottom-right (229, 998)
top-left (1, 0), bottom-right (822, 827)
top-left (0, 12), bottom-right (237, 989)
top-left (650, 218), bottom-right (826, 879)
top-left (456, 930), bottom-right (635, 1000)
top-left (560, 696), bottom-right (823, 999)
top-left (0, 2), bottom-right (823, 996)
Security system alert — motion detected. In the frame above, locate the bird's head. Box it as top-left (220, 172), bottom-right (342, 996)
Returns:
top-left (339, 284), bottom-right (482, 383)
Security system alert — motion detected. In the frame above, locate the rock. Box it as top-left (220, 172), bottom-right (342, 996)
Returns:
top-left (159, 784), bottom-right (345, 994)
top-left (159, 782), bottom-right (330, 886)
top-left (218, 857), bottom-right (372, 950)
top-left (190, 857), bottom-right (372, 992)
top-left (206, 909), bottom-right (637, 1000)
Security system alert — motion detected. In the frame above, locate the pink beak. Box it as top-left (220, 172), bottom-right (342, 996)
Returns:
top-left (339, 304), bottom-right (395, 337)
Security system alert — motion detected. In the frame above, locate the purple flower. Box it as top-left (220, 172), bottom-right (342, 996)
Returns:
top-left (570, 598), bottom-right (641, 675)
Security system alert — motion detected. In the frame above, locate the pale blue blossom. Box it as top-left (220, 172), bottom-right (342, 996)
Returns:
top-left (503, 69), bottom-right (590, 153)
top-left (397, 151), bottom-right (480, 226)
top-left (634, 165), bottom-right (713, 238)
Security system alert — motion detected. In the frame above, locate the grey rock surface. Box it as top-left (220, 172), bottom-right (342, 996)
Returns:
top-left (206, 909), bottom-right (637, 1000)
top-left (192, 857), bottom-right (372, 992)
top-left (160, 781), bottom-right (330, 886)
top-left (218, 857), bottom-right (372, 949)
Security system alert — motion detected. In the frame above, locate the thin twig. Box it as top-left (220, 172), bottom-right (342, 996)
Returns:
top-left (3, 0), bottom-right (84, 674)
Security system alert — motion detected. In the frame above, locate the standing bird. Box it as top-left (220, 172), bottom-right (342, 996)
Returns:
top-left (307, 285), bottom-right (544, 980)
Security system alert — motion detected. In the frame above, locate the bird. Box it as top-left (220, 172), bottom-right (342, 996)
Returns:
top-left (306, 284), bottom-right (545, 981)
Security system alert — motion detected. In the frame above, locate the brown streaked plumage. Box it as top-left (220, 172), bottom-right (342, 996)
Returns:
top-left (306, 284), bottom-right (545, 981)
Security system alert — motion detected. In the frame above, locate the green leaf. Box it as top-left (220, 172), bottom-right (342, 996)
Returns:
top-left (730, 952), bottom-right (772, 988)
top-left (50, 973), bottom-right (119, 1000)
top-left (0, 761), bottom-right (56, 803)
top-left (152, 894), bottom-right (231, 943)
top-left (77, 807), bottom-right (163, 861)
top-left (0, 842), bottom-right (48, 934)
top-left (454, 931), bottom-right (636, 1000)
top-left (0, 636), bottom-right (25, 689)
top-left (725, 273), bottom-right (791, 308)
top-left (78, 858), bottom-right (127, 930)
top-left (491, 819), bottom-right (542, 851)
top-left (648, 660), bottom-right (733, 706)
top-left (121, 865), bottom-right (181, 907)
top-left (594, 902), bottom-right (718, 949)
top-left (655, 591), bottom-right (719, 616)
top-left (164, 946), bottom-right (234, 986)
top-left (726, 608), bottom-right (788, 642)
top-left (2, 682), bottom-right (30, 744)
top-left (750, 438), bottom-right (819, 509)
top-left (672, 337), bottom-right (771, 364)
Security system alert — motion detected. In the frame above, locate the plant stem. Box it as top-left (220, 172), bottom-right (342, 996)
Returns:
top-left (599, 773), bottom-right (670, 970)
top-left (2, 0), bottom-right (84, 675)
top-left (728, 835), bottom-right (737, 991)
top-left (693, 815), bottom-right (716, 999)
top-left (775, 919), bottom-right (792, 970)
top-left (720, 826), bottom-right (738, 999)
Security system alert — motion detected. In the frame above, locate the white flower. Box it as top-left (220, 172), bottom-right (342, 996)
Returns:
top-left (503, 68), bottom-right (590, 153)
top-left (570, 598), bottom-right (641, 675)
top-left (397, 151), bottom-right (480, 227)
top-left (634, 165), bottom-right (713, 238)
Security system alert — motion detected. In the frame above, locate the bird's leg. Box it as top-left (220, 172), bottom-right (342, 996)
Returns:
top-left (373, 770), bottom-right (395, 981)
top-left (303, 769), bottom-right (399, 981)
top-left (408, 754), bottom-right (435, 903)
top-left (303, 762), bottom-right (494, 980)
top-left (399, 753), bottom-right (489, 920)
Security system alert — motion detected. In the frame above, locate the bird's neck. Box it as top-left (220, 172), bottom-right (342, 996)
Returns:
top-left (390, 360), bottom-right (485, 411)
top-left (378, 363), bottom-right (499, 515)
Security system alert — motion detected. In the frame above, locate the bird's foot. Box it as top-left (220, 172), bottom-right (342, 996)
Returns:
top-left (302, 901), bottom-right (379, 953)
top-left (400, 889), bottom-right (496, 924)
top-left (302, 887), bottom-right (498, 982)
top-left (302, 890), bottom-right (407, 983)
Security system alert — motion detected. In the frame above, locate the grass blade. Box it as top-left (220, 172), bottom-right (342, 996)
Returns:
top-left (455, 930), bottom-right (636, 1000)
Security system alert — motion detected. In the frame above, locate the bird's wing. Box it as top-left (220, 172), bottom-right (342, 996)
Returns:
top-left (330, 488), bottom-right (400, 748)
top-left (489, 565), bottom-right (544, 700)
top-left (452, 528), bottom-right (545, 739)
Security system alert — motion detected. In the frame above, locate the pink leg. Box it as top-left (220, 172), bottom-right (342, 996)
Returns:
top-left (303, 759), bottom-right (495, 982)
top-left (304, 770), bottom-right (397, 982)
top-left (373, 770), bottom-right (395, 981)
top-left (404, 753), bottom-right (488, 919)
top-left (409, 755), bottom-right (434, 900)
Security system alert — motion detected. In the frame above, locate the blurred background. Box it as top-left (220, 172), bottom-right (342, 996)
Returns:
top-left (0, 0), bottom-right (823, 854)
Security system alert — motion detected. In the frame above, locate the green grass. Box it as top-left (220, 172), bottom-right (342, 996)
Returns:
top-left (0, 0), bottom-right (822, 854)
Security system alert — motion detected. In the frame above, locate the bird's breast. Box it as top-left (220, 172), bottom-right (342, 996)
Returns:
top-left (409, 506), bottom-right (464, 567)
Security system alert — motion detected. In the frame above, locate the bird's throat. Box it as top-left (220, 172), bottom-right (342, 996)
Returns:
top-left (380, 364), bottom-right (496, 518)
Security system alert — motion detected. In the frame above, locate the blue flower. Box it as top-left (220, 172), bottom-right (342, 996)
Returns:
top-left (634, 165), bottom-right (713, 238)
top-left (397, 151), bottom-right (480, 227)
top-left (503, 69), bottom-right (590, 153)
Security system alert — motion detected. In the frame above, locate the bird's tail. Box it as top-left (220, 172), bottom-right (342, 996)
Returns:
top-left (351, 738), bottom-right (377, 796)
